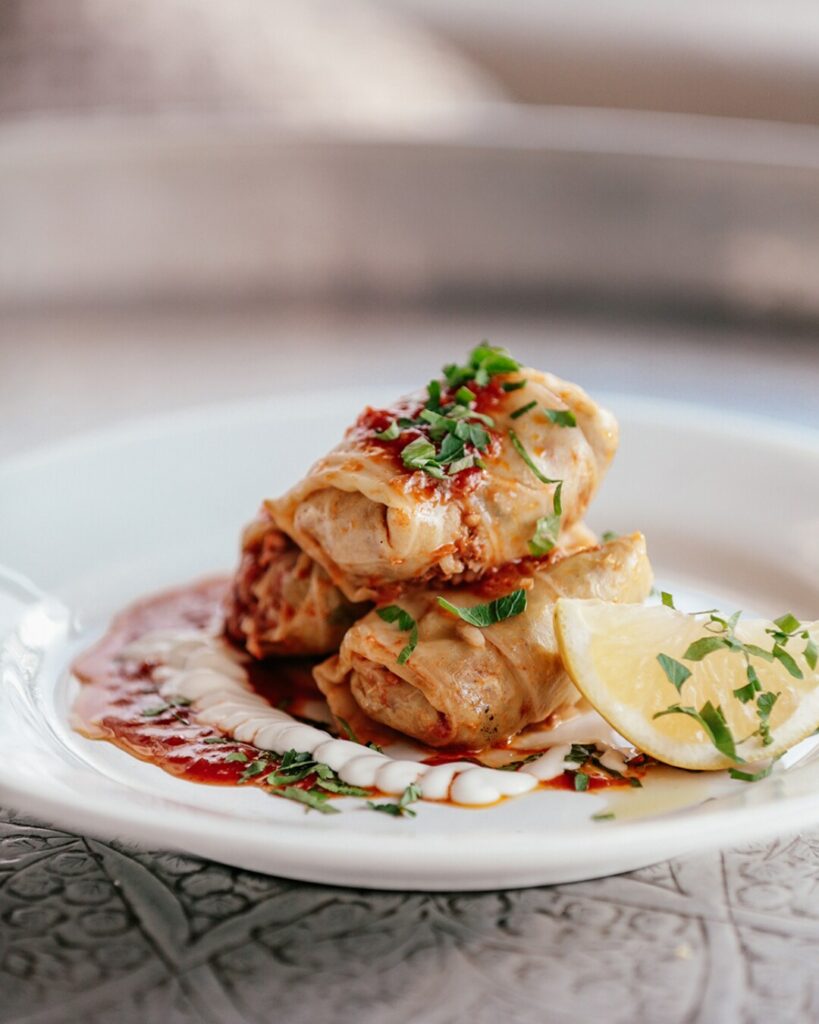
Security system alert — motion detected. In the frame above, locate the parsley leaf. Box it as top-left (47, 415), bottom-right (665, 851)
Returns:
top-left (771, 644), bottom-right (803, 679)
top-left (756, 690), bottom-right (779, 746)
top-left (510, 400), bottom-right (537, 420)
top-left (654, 700), bottom-right (742, 762)
top-left (661, 591), bottom-right (676, 608)
top-left (529, 509), bottom-right (561, 556)
top-left (657, 653), bottom-right (692, 692)
top-left (729, 763), bottom-right (775, 783)
top-left (272, 786), bottom-right (340, 814)
top-left (377, 605), bottom-right (419, 664)
top-left (225, 751), bottom-right (250, 764)
top-left (805, 635), bottom-right (818, 671)
top-left (601, 530), bottom-right (619, 542)
top-left (437, 589), bottom-right (527, 628)
top-left (443, 344), bottom-right (521, 389)
top-left (573, 771), bottom-right (590, 791)
top-left (544, 408), bottom-right (577, 428)
top-left (400, 437), bottom-right (444, 479)
top-left (375, 420), bottom-right (401, 441)
top-left (502, 379), bottom-right (527, 392)
top-left (335, 716), bottom-right (359, 743)
top-left (368, 782), bottom-right (422, 818)
top-left (314, 778), bottom-right (370, 797)
top-left (683, 636), bottom-right (733, 661)
top-left (508, 429), bottom-right (560, 486)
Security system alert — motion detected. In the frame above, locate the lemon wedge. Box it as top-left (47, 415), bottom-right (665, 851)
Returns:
top-left (554, 599), bottom-right (819, 771)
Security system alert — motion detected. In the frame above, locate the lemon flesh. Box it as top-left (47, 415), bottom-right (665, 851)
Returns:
top-left (554, 599), bottom-right (819, 770)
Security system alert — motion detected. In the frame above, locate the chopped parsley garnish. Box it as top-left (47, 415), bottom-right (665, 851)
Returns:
top-left (656, 653), bottom-right (692, 693)
top-left (238, 759), bottom-right (269, 783)
top-left (661, 591), bottom-right (676, 608)
top-left (202, 735), bottom-right (231, 744)
top-left (315, 777), bottom-right (371, 797)
top-left (507, 428), bottom-right (564, 555)
top-left (455, 385), bottom-right (476, 404)
top-left (502, 379), bottom-right (527, 392)
top-left (377, 605), bottom-right (419, 664)
top-left (335, 716), bottom-right (359, 743)
top-left (272, 787), bottom-right (340, 815)
top-left (443, 344), bottom-right (521, 389)
top-left (510, 400), bottom-right (537, 420)
top-left (573, 771), bottom-right (590, 791)
top-left (401, 436), bottom-right (445, 479)
top-left (437, 588), bottom-right (527, 628)
top-left (528, 481), bottom-right (563, 556)
top-left (544, 408), bottom-right (577, 428)
top-left (601, 530), bottom-right (619, 542)
top-left (592, 812), bottom-right (615, 821)
top-left (375, 420), bottom-right (401, 441)
top-left (225, 751), bottom-right (250, 764)
top-left (654, 700), bottom-right (742, 762)
top-left (729, 761), bottom-right (776, 783)
top-left (367, 782), bottom-right (422, 818)
top-left (508, 429), bottom-right (557, 486)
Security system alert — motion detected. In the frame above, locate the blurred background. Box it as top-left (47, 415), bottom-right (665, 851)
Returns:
top-left (1, 0), bottom-right (817, 456)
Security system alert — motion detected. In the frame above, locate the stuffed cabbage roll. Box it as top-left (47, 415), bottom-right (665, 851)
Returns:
top-left (269, 346), bottom-right (617, 602)
top-left (314, 534), bottom-right (652, 749)
top-left (225, 511), bottom-right (368, 657)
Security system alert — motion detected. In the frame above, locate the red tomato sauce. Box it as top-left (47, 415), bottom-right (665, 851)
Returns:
top-left (71, 578), bottom-right (321, 789)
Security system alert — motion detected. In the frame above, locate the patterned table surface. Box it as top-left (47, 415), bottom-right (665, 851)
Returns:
top-left (1, 309), bottom-right (818, 1024)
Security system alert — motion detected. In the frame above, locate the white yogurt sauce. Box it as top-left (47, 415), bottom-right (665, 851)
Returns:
top-left (123, 629), bottom-right (543, 807)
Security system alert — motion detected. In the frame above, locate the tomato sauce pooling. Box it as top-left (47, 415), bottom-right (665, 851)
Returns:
top-left (71, 578), bottom-right (320, 788)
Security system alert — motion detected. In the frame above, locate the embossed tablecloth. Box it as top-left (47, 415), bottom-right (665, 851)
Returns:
top-left (2, 809), bottom-right (818, 1024)
top-left (2, 311), bottom-right (818, 1024)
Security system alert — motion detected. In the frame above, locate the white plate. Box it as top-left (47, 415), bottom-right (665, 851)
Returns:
top-left (1, 391), bottom-right (818, 891)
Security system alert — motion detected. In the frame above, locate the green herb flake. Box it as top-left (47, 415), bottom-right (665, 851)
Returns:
top-left (654, 700), bottom-right (742, 762)
top-left (733, 663), bottom-right (762, 703)
top-left (529, 510), bottom-right (561, 556)
top-left (661, 591), bottom-right (676, 609)
top-left (335, 716), bottom-right (359, 743)
top-left (510, 400), bottom-right (537, 420)
top-left (315, 778), bottom-right (371, 797)
top-left (771, 644), bottom-right (803, 680)
top-left (756, 691), bottom-right (780, 746)
top-left (729, 763), bottom-right (775, 783)
top-left (774, 612), bottom-right (801, 635)
top-left (400, 436), bottom-right (444, 479)
top-left (682, 636), bottom-right (732, 661)
top-left (141, 704), bottom-right (170, 717)
top-left (502, 379), bottom-right (527, 392)
top-left (239, 759), bottom-right (269, 783)
top-left (656, 653), bottom-right (692, 693)
top-left (454, 385), bottom-right (476, 405)
top-left (225, 751), bottom-right (250, 764)
top-left (574, 772), bottom-right (590, 792)
top-left (805, 636), bottom-right (818, 671)
top-left (377, 605), bottom-right (419, 664)
top-left (426, 379), bottom-right (442, 411)
top-left (437, 589), bottom-right (527, 629)
top-left (601, 530), bottom-right (619, 543)
top-left (368, 782), bottom-right (422, 818)
top-left (544, 408), bottom-right (577, 428)
top-left (202, 736), bottom-right (231, 744)
top-left (592, 812), bottom-right (615, 821)
top-left (508, 429), bottom-right (559, 486)
top-left (375, 420), bottom-right (401, 441)
top-left (272, 786), bottom-right (340, 815)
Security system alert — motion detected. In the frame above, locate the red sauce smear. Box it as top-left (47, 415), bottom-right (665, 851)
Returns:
top-left (71, 577), bottom-right (321, 789)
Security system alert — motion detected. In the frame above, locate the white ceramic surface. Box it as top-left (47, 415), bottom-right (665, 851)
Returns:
top-left (0, 391), bottom-right (818, 890)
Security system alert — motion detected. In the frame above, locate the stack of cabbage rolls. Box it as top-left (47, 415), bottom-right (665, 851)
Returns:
top-left (226, 345), bottom-right (653, 748)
